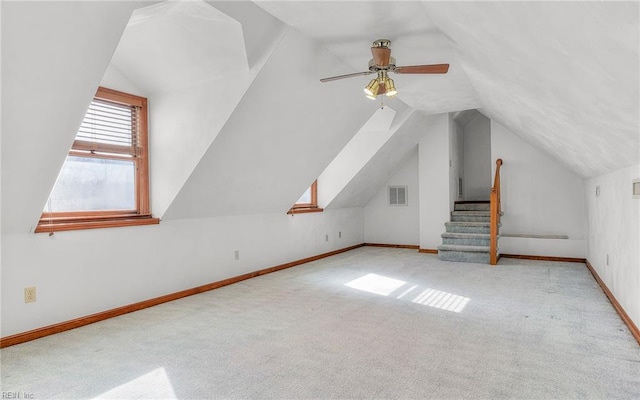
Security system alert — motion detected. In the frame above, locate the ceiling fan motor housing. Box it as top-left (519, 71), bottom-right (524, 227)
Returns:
top-left (368, 57), bottom-right (396, 72)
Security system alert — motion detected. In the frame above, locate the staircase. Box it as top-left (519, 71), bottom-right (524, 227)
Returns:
top-left (437, 201), bottom-right (499, 263)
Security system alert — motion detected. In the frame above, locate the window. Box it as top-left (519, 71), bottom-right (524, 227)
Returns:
top-left (36, 87), bottom-right (159, 233)
top-left (288, 180), bottom-right (323, 214)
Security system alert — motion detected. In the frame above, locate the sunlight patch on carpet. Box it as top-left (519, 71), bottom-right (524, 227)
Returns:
top-left (412, 288), bottom-right (470, 313)
top-left (345, 274), bottom-right (470, 312)
top-left (396, 284), bottom-right (419, 299)
top-left (345, 273), bottom-right (406, 296)
top-left (92, 367), bottom-right (176, 399)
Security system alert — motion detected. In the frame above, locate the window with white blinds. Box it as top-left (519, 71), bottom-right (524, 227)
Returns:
top-left (36, 87), bottom-right (157, 233)
top-left (73, 97), bottom-right (140, 157)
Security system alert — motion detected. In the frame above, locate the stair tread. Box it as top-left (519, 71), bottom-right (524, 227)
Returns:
top-left (451, 211), bottom-right (491, 215)
top-left (455, 201), bottom-right (490, 204)
top-left (438, 244), bottom-right (491, 252)
top-left (445, 221), bottom-right (494, 226)
top-left (441, 232), bottom-right (493, 238)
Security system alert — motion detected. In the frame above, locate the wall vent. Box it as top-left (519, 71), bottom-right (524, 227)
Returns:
top-left (458, 177), bottom-right (463, 198)
top-left (389, 186), bottom-right (408, 206)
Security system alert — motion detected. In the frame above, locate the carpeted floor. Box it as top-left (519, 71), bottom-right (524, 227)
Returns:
top-left (2, 247), bottom-right (639, 399)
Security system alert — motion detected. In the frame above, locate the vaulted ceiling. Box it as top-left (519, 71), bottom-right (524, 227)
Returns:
top-left (2, 0), bottom-right (638, 234)
top-left (256, 1), bottom-right (639, 178)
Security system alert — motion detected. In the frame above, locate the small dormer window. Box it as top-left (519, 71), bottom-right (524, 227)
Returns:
top-left (288, 180), bottom-right (323, 214)
top-left (36, 87), bottom-right (158, 233)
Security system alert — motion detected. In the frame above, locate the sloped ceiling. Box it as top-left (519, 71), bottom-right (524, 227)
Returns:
top-left (2, 1), bottom-right (638, 234)
top-left (327, 111), bottom-right (431, 209)
top-left (424, 1), bottom-right (639, 178)
top-left (162, 28), bottom-right (375, 219)
top-left (256, 1), bottom-right (480, 114)
top-left (110, 0), bottom-right (249, 94)
top-left (256, 1), bottom-right (639, 178)
top-left (318, 106), bottom-right (399, 208)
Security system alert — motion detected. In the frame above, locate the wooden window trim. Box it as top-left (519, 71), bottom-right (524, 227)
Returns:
top-left (35, 214), bottom-right (159, 233)
top-left (288, 180), bottom-right (323, 214)
top-left (36, 87), bottom-right (156, 233)
top-left (287, 207), bottom-right (324, 215)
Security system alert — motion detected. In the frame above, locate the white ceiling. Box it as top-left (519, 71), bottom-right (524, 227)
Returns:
top-left (111, 0), bottom-right (248, 94)
top-left (255, 1), bottom-right (639, 178)
top-left (2, 0), bottom-right (637, 233)
top-left (256, 1), bottom-right (480, 114)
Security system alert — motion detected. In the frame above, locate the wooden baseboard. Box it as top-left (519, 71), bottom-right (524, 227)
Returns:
top-left (585, 260), bottom-right (640, 346)
top-left (419, 248), bottom-right (438, 254)
top-left (500, 254), bottom-right (586, 263)
top-left (363, 243), bottom-right (419, 250)
top-left (0, 243), bottom-right (364, 348)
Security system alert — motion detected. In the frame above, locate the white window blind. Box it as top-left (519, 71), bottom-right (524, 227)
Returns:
top-left (73, 98), bottom-right (140, 157)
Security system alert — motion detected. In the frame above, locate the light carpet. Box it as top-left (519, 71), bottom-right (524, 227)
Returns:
top-left (2, 247), bottom-right (639, 399)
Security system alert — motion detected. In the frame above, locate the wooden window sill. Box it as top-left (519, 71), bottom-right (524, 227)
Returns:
top-left (35, 214), bottom-right (159, 233)
top-left (287, 207), bottom-right (324, 215)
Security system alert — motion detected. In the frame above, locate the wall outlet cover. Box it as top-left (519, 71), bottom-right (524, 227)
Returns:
top-left (25, 287), bottom-right (36, 303)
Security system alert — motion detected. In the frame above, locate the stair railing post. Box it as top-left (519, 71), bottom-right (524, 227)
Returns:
top-left (490, 159), bottom-right (503, 265)
top-left (490, 190), bottom-right (498, 265)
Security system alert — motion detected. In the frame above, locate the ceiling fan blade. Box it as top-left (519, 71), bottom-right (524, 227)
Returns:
top-left (371, 47), bottom-right (391, 66)
top-left (320, 71), bottom-right (372, 82)
top-left (394, 64), bottom-right (450, 74)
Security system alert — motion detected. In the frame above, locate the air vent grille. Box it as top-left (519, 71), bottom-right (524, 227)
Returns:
top-left (389, 186), bottom-right (408, 206)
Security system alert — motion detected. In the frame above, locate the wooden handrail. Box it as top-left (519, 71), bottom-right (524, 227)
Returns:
top-left (490, 159), bottom-right (503, 265)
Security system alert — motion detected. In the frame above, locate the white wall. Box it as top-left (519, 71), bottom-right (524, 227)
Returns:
top-left (1, 208), bottom-right (363, 337)
top-left (491, 121), bottom-right (586, 257)
top-left (363, 149), bottom-right (419, 245)
top-left (463, 113), bottom-right (491, 200)
top-left (449, 115), bottom-right (464, 210)
top-left (419, 113), bottom-right (450, 250)
top-left (585, 163), bottom-right (640, 329)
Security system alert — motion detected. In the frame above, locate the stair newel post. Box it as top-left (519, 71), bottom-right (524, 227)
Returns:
top-left (490, 158), bottom-right (503, 265)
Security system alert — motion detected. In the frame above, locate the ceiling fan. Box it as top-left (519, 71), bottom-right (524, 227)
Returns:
top-left (320, 39), bottom-right (449, 100)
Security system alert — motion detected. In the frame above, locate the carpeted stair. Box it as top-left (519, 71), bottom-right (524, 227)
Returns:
top-left (438, 201), bottom-right (499, 263)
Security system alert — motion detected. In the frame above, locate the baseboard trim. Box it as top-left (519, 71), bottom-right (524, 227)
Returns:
top-left (585, 260), bottom-right (640, 346)
top-left (419, 248), bottom-right (438, 254)
top-left (364, 243), bottom-right (419, 250)
top-left (500, 254), bottom-right (586, 263)
top-left (0, 243), bottom-right (364, 348)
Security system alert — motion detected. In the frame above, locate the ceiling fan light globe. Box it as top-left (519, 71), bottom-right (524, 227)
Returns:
top-left (385, 78), bottom-right (397, 97)
top-left (365, 93), bottom-right (377, 100)
top-left (364, 79), bottom-right (379, 97)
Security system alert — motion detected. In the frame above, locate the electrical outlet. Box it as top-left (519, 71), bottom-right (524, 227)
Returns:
top-left (234, 250), bottom-right (240, 260)
top-left (25, 287), bottom-right (36, 303)
top-left (606, 254), bottom-right (609, 266)
top-left (339, 231), bottom-right (342, 238)
top-left (325, 234), bottom-right (329, 242)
